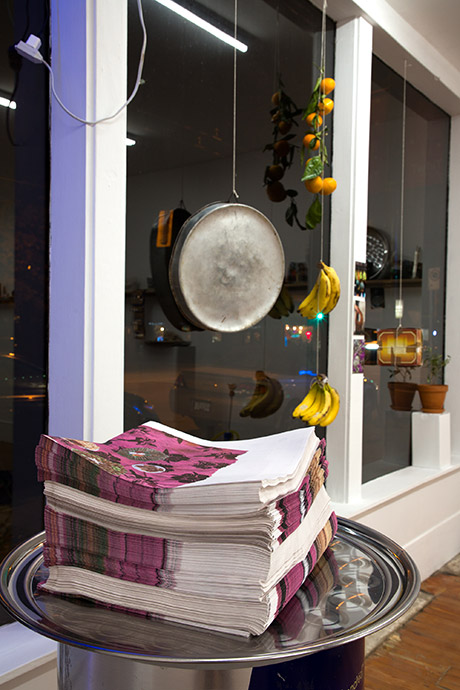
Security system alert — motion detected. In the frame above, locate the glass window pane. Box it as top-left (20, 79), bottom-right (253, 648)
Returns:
top-left (363, 56), bottom-right (449, 483)
top-left (125, 0), bottom-right (334, 442)
top-left (0, 2), bottom-right (49, 624)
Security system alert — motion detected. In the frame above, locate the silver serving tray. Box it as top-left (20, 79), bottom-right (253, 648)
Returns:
top-left (0, 518), bottom-right (420, 668)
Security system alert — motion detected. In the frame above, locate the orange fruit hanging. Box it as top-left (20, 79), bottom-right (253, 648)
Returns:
top-left (320, 78), bottom-right (335, 95)
top-left (319, 177), bottom-right (337, 195)
top-left (266, 181), bottom-right (287, 202)
top-left (303, 133), bottom-right (320, 151)
top-left (273, 140), bottom-right (291, 157)
top-left (278, 120), bottom-right (292, 134)
top-left (304, 176), bottom-right (323, 194)
top-left (306, 112), bottom-right (323, 129)
top-left (267, 164), bottom-right (284, 181)
top-left (318, 98), bottom-right (334, 115)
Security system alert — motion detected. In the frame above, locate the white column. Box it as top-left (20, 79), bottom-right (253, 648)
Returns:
top-left (49, 0), bottom-right (127, 441)
top-left (326, 17), bottom-right (373, 502)
top-left (445, 115), bottom-right (460, 463)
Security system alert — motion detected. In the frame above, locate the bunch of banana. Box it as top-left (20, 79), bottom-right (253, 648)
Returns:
top-left (240, 371), bottom-right (284, 418)
top-left (292, 376), bottom-right (340, 427)
top-left (268, 284), bottom-right (294, 319)
top-left (297, 262), bottom-right (340, 319)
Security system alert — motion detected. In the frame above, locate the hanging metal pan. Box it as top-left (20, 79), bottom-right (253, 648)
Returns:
top-left (150, 207), bottom-right (203, 332)
top-left (169, 202), bottom-right (285, 333)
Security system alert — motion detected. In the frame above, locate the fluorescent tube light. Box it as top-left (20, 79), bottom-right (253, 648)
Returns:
top-left (0, 97), bottom-right (16, 110)
top-left (153, 0), bottom-right (248, 52)
top-left (126, 137), bottom-right (136, 146)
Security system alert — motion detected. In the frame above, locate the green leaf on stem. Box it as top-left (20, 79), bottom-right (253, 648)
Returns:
top-left (305, 197), bottom-right (322, 229)
top-left (301, 155), bottom-right (323, 181)
top-left (302, 76), bottom-right (321, 118)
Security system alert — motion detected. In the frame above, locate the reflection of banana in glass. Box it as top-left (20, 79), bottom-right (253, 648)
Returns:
top-left (239, 371), bottom-right (284, 419)
top-left (354, 302), bottom-right (364, 332)
top-left (268, 284), bottom-right (294, 319)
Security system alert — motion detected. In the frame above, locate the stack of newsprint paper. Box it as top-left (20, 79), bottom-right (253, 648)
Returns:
top-left (35, 421), bottom-right (337, 636)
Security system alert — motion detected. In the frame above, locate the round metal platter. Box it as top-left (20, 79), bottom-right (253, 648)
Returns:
top-left (366, 227), bottom-right (390, 279)
top-left (0, 518), bottom-right (420, 669)
top-left (169, 202), bottom-right (285, 332)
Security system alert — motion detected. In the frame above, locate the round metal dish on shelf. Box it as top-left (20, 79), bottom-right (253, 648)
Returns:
top-left (0, 517), bottom-right (420, 669)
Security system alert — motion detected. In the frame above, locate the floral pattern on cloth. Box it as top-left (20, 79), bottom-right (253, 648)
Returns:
top-left (36, 424), bottom-right (246, 490)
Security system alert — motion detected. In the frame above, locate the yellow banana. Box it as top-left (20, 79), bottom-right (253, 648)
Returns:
top-left (275, 298), bottom-right (290, 317)
top-left (303, 385), bottom-right (332, 425)
top-left (297, 282), bottom-right (319, 318)
top-left (301, 384), bottom-right (327, 423)
top-left (319, 384), bottom-right (340, 426)
top-left (268, 304), bottom-right (282, 319)
top-left (317, 269), bottom-right (332, 313)
top-left (279, 285), bottom-right (294, 313)
top-left (269, 285), bottom-right (294, 319)
top-left (292, 381), bottom-right (323, 419)
top-left (298, 267), bottom-right (333, 319)
top-left (320, 262), bottom-right (341, 314)
top-left (240, 371), bottom-right (270, 417)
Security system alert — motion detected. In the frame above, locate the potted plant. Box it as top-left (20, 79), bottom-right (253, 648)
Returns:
top-left (417, 347), bottom-right (451, 413)
top-left (387, 365), bottom-right (418, 411)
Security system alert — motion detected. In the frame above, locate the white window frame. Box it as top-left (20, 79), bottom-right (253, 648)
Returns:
top-left (48, 0), bottom-right (127, 442)
top-left (321, 2), bottom-right (460, 580)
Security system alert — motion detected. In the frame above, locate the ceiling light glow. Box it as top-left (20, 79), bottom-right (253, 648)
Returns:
top-left (0, 97), bottom-right (16, 110)
top-left (153, 0), bottom-right (248, 53)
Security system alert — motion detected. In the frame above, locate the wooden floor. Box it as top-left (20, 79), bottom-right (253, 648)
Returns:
top-left (365, 563), bottom-right (460, 689)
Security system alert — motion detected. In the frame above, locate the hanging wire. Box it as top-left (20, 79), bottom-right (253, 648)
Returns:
top-left (392, 59), bottom-right (408, 366)
top-left (179, 17), bottom-right (186, 208)
top-left (273, 3), bottom-right (280, 92)
top-left (318, 0), bottom-right (327, 265)
top-left (39, 0), bottom-right (147, 126)
top-left (315, 0), bottom-right (328, 377)
top-left (398, 59), bottom-right (408, 329)
top-left (231, 0), bottom-right (239, 200)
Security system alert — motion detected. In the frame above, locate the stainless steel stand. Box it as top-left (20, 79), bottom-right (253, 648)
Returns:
top-left (58, 645), bottom-right (253, 690)
top-left (0, 518), bottom-right (420, 690)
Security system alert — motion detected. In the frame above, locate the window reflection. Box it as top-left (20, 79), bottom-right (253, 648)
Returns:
top-left (363, 57), bottom-right (449, 482)
top-left (0, 2), bottom-right (49, 624)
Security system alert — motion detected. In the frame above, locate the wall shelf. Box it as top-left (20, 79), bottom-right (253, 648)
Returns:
top-left (365, 278), bottom-right (422, 288)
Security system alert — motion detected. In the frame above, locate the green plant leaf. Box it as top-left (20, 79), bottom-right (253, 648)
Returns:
top-left (301, 155), bottom-right (323, 181)
top-left (302, 76), bottom-right (321, 118)
top-left (305, 197), bottom-right (322, 229)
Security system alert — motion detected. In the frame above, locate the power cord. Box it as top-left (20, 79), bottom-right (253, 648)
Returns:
top-left (15, 0), bottom-right (147, 126)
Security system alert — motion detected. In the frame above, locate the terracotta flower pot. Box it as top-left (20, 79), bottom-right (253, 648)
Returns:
top-left (417, 384), bottom-right (448, 413)
top-left (388, 382), bottom-right (418, 411)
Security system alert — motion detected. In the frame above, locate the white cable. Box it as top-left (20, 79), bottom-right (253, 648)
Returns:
top-left (21, 0), bottom-right (147, 126)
